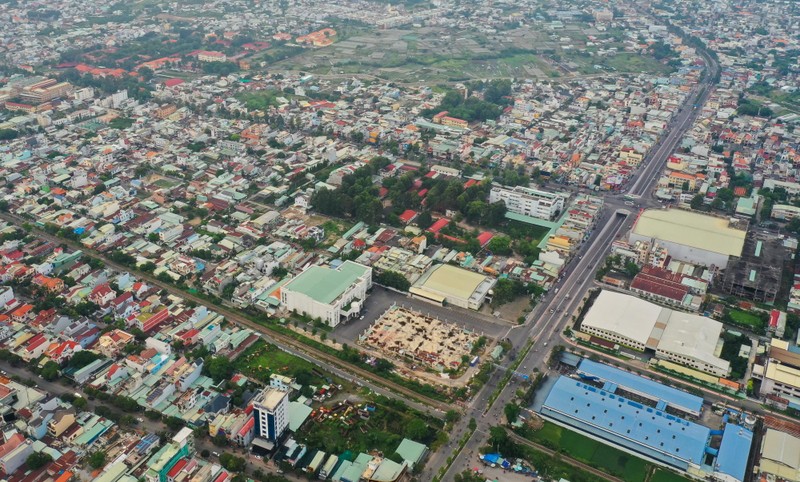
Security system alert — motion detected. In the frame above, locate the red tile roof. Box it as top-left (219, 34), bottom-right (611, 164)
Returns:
top-left (427, 218), bottom-right (449, 234)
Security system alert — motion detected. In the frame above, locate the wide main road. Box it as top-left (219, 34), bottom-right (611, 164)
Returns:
top-left (433, 209), bottom-right (631, 481)
top-left (627, 40), bottom-right (720, 196)
top-left (433, 28), bottom-right (722, 482)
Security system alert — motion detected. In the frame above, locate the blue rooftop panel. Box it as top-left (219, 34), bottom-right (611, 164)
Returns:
top-left (715, 424), bottom-right (753, 481)
top-left (578, 359), bottom-right (704, 414)
top-left (541, 377), bottom-right (710, 471)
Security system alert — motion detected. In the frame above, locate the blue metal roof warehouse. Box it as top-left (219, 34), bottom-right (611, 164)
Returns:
top-left (714, 423), bottom-right (752, 482)
top-left (577, 359), bottom-right (704, 416)
top-left (541, 376), bottom-right (710, 471)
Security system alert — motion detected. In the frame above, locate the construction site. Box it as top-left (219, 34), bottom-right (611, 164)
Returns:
top-left (721, 231), bottom-right (789, 303)
top-left (358, 306), bottom-right (483, 372)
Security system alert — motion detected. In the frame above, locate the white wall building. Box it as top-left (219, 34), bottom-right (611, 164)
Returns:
top-left (253, 387), bottom-right (289, 443)
top-left (280, 261), bottom-right (371, 327)
top-left (581, 290), bottom-right (730, 376)
top-left (488, 184), bottom-right (567, 220)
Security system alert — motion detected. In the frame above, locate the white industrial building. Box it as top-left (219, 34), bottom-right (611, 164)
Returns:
top-left (580, 291), bottom-right (664, 351)
top-left (280, 261), bottom-right (371, 327)
top-left (580, 290), bottom-right (730, 377)
top-left (655, 311), bottom-right (730, 377)
top-left (488, 184), bottom-right (567, 221)
top-left (629, 209), bottom-right (746, 269)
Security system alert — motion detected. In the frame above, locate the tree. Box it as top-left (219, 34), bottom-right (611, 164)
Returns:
top-left (487, 236), bottom-right (512, 255)
top-left (487, 426), bottom-right (519, 457)
top-left (87, 451), bottom-right (107, 469)
top-left (690, 194), bottom-right (705, 210)
top-left (73, 397), bottom-right (88, 410)
top-left (204, 356), bottom-right (233, 383)
top-left (40, 361), bottom-right (60, 381)
top-left (67, 351), bottom-right (104, 370)
top-left (26, 452), bottom-right (53, 470)
top-left (445, 409), bottom-right (460, 424)
top-left (164, 416), bottom-right (185, 431)
top-left (404, 418), bottom-right (429, 440)
top-left (416, 211), bottom-right (433, 229)
top-left (624, 262), bottom-right (640, 278)
top-left (375, 270), bottom-right (411, 291)
top-left (114, 396), bottom-right (140, 412)
top-left (219, 453), bottom-right (246, 472)
top-left (504, 403), bottom-right (521, 424)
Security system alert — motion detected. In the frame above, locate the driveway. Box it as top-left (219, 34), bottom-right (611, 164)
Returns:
top-left (333, 286), bottom-right (513, 345)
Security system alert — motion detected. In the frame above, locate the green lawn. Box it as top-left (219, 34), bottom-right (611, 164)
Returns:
top-left (153, 179), bottom-right (178, 189)
top-left (233, 339), bottom-right (326, 386)
top-left (651, 469), bottom-right (693, 482)
top-left (603, 53), bottom-right (673, 75)
top-left (521, 422), bottom-right (651, 482)
top-left (728, 309), bottom-right (764, 329)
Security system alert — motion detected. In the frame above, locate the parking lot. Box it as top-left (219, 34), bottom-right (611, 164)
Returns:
top-left (333, 286), bottom-right (512, 344)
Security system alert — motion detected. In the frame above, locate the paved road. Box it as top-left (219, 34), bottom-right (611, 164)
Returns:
top-left (0, 360), bottom-right (165, 435)
top-left (335, 286), bottom-right (513, 345)
top-left (0, 360), bottom-right (301, 480)
top-left (428, 210), bottom-right (631, 481)
top-left (429, 17), bottom-right (723, 481)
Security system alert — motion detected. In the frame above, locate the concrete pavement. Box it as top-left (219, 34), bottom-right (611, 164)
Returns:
top-left (430, 23), bottom-right (723, 479)
top-left (429, 210), bottom-right (631, 481)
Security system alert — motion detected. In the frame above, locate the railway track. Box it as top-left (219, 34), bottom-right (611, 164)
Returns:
top-left (1, 212), bottom-right (450, 415)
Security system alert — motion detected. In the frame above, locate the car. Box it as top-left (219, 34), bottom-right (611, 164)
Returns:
top-left (549, 309), bottom-right (555, 313)
top-left (624, 201), bottom-right (635, 206)
top-left (543, 342), bottom-right (548, 347)
top-left (212, 452), bottom-right (220, 458)
top-left (137, 417), bottom-right (144, 423)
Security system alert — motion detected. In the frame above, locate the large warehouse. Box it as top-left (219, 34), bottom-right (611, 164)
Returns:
top-left (629, 209), bottom-right (747, 268)
top-left (538, 360), bottom-right (753, 481)
top-left (410, 264), bottom-right (496, 310)
top-left (280, 261), bottom-right (371, 327)
top-left (580, 291), bottom-right (730, 377)
top-left (758, 429), bottom-right (800, 481)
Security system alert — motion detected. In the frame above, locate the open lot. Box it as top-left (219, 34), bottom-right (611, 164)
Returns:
top-left (727, 309), bottom-right (765, 330)
top-left (233, 339), bottom-right (328, 386)
top-left (360, 306), bottom-right (482, 370)
top-left (299, 394), bottom-right (444, 456)
top-left (521, 421), bottom-right (651, 482)
top-left (274, 26), bottom-right (561, 83)
top-left (650, 469), bottom-right (693, 482)
top-left (333, 285), bottom-right (511, 345)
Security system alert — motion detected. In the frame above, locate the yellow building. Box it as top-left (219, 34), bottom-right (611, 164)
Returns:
top-left (618, 148), bottom-right (643, 166)
top-left (440, 116), bottom-right (468, 129)
top-left (48, 410), bottom-right (76, 437)
top-left (667, 171), bottom-right (697, 191)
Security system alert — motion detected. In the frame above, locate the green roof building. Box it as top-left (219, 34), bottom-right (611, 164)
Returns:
top-left (280, 261), bottom-right (371, 327)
